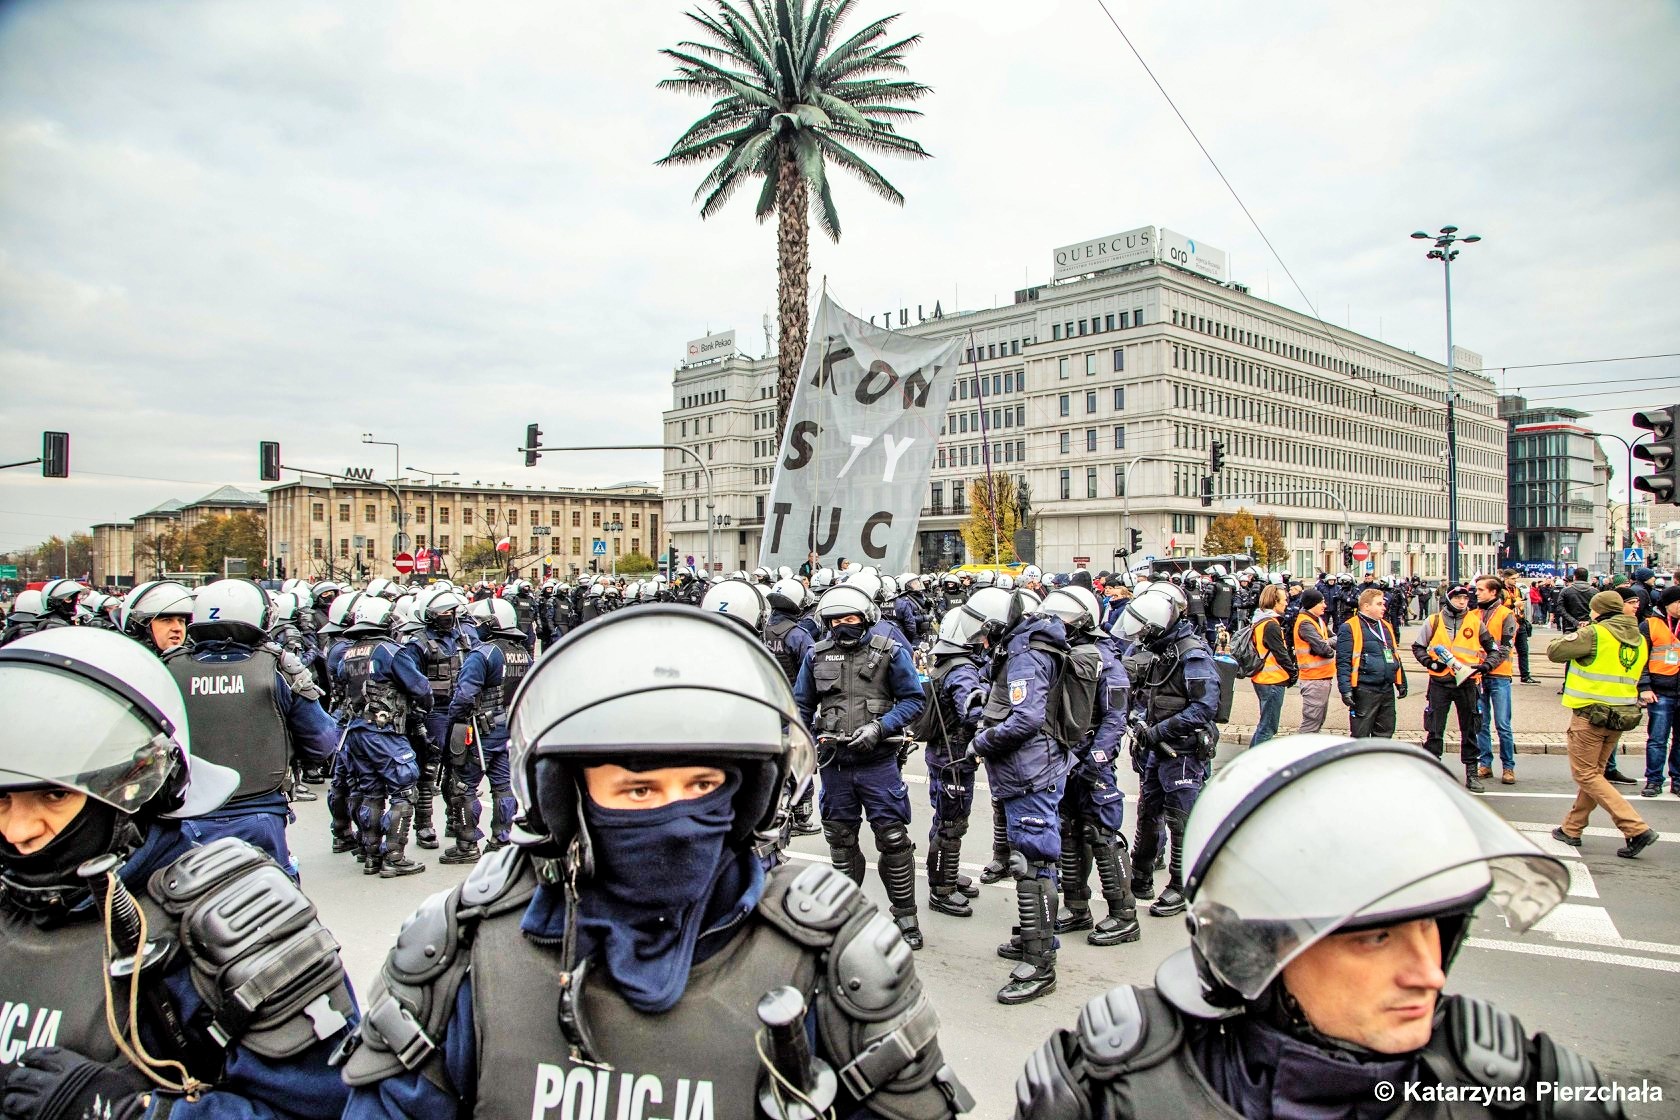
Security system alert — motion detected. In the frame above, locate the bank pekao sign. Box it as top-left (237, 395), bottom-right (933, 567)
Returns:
top-left (1052, 226), bottom-right (1156, 282)
top-left (684, 329), bottom-right (736, 366)
top-left (1158, 229), bottom-right (1228, 282)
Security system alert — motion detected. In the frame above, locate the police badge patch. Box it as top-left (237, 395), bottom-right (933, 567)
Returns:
top-left (1009, 678), bottom-right (1028, 704)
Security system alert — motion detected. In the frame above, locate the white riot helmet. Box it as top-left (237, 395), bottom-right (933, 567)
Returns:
top-left (815, 584), bottom-right (880, 629)
top-left (415, 585), bottom-right (467, 632)
top-left (900, 573), bottom-right (924, 593)
top-left (40, 578), bottom-right (88, 618)
top-left (879, 574), bottom-right (900, 602)
top-left (1111, 584), bottom-right (1182, 643)
top-left (701, 579), bottom-right (768, 636)
top-left (969, 570), bottom-right (996, 590)
top-left (188, 578), bottom-right (271, 645)
top-left (993, 572), bottom-right (1015, 590)
top-left (1159, 735), bottom-right (1567, 1016)
top-left (75, 591), bottom-right (120, 626)
top-left (322, 591), bottom-right (366, 637)
top-left (767, 577), bottom-right (808, 614)
top-left (311, 581), bottom-right (344, 608)
top-left (268, 591), bottom-right (304, 623)
top-left (1040, 585), bottom-right (1102, 636)
top-left (1021, 565), bottom-right (1043, 586)
top-left (844, 571), bottom-right (883, 604)
top-left (9, 589), bottom-right (44, 620)
top-left (751, 566), bottom-right (776, 585)
top-left (933, 586), bottom-right (1014, 653)
top-left (637, 581), bottom-right (662, 603)
top-left (346, 595), bottom-right (397, 638)
top-left (809, 567), bottom-right (836, 592)
top-left (364, 577), bottom-right (395, 600)
top-left (280, 578), bottom-right (310, 596)
top-left (467, 597), bottom-right (520, 635)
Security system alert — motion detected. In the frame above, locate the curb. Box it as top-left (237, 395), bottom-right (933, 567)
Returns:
top-left (1217, 726), bottom-right (1587, 755)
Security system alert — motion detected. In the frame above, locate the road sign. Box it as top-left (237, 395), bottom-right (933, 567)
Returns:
top-left (392, 533), bottom-right (412, 555)
top-left (1351, 541), bottom-right (1370, 562)
top-left (0, 565), bottom-right (16, 580)
top-left (1624, 547), bottom-right (1645, 566)
top-left (414, 554), bottom-right (433, 575)
top-left (685, 555), bottom-right (695, 567)
top-left (592, 540), bottom-right (607, 556)
top-left (1363, 559), bottom-right (1375, 573)
top-left (533, 525), bottom-right (552, 536)
top-left (1072, 556), bottom-right (1090, 566)
top-left (393, 551), bottom-right (415, 574)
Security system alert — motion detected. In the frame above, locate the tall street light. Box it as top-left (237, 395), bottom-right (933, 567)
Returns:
top-left (404, 467), bottom-right (459, 576)
top-left (1411, 225), bottom-right (1481, 586)
top-left (1589, 431), bottom-right (1651, 552)
top-left (606, 518), bottom-right (624, 578)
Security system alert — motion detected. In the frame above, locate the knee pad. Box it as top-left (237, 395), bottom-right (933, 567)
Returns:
top-left (823, 821), bottom-right (860, 851)
top-left (1084, 823), bottom-right (1119, 849)
top-left (934, 818), bottom-right (968, 844)
top-left (873, 822), bottom-right (913, 854)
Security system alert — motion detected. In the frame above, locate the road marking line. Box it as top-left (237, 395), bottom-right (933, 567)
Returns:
top-left (1465, 938), bottom-right (1680, 974)
top-left (1481, 791), bottom-right (1680, 802)
top-left (1550, 931), bottom-right (1680, 957)
top-left (1516, 828), bottom-right (1582, 859)
top-left (1508, 821), bottom-right (1676, 842)
top-left (1564, 861), bottom-right (1598, 899)
top-left (1531, 901), bottom-right (1620, 940)
top-left (785, 848), bottom-right (1015, 889)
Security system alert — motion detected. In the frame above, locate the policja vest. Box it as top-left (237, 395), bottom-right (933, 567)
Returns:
top-left (341, 638), bottom-right (411, 730)
top-left (1561, 624), bottom-right (1647, 709)
top-left (0, 903), bottom-right (142, 1071)
top-left (1646, 616), bottom-right (1678, 680)
top-left (473, 637), bottom-right (532, 727)
top-left (418, 634), bottom-right (464, 704)
top-left (765, 616), bottom-right (804, 683)
top-left (1347, 616), bottom-right (1403, 690)
top-left (1425, 611), bottom-right (1484, 681)
top-left (919, 656), bottom-right (974, 765)
top-left (1291, 614), bottom-right (1335, 680)
top-left (1123, 636), bottom-right (1208, 755)
top-left (165, 645), bottom-right (290, 800)
top-left (809, 635), bottom-right (898, 762)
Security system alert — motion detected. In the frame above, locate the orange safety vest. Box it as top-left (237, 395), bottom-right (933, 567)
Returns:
top-left (1293, 613), bottom-right (1335, 680)
top-left (1649, 616), bottom-right (1680, 678)
top-left (1425, 610), bottom-right (1484, 680)
top-left (1255, 616), bottom-right (1291, 685)
top-left (1348, 615), bottom-right (1403, 689)
top-left (1482, 603), bottom-right (1514, 678)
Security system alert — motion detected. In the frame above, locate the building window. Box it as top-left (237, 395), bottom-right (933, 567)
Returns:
top-left (1114, 466), bottom-right (1126, 496)
top-left (1113, 386), bottom-right (1126, 410)
top-left (1016, 440), bottom-right (1025, 460)
top-left (1059, 356), bottom-right (1070, 380)
top-left (462, 507), bottom-right (474, 524)
top-left (1086, 352), bottom-right (1098, 375)
top-left (364, 503), bottom-right (376, 521)
top-left (1114, 425), bottom-right (1126, 450)
top-left (311, 503), bottom-right (324, 522)
top-left (1015, 404), bottom-right (1025, 426)
top-left (439, 536), bottom-right (450, 551)
top-left (1086, 390), bottom-right (1097, 414)
top-left (572, 537), bottom-right (582, 554)
top-left (1060, 431), bottom-right (1071, 454)
top-left (1105, 313), bottom-right (1115, 331)
top-left (1086, 429), bottom-right (1097, 452)
top-left (416, 535), bottom-right (428, 549)
top-left (312, 538), bottom-right (323, 558)
top-left (337, 503), bottom-right (349, 522)
top-left (416, 506), bottom-right (428, 523)
top-left (1075, 320), bottom-right (1085, 336)
top-left (592, 511), bottom-right (602, 527)
top-left (439, 507), bottom-right (450, 524)
top-left (1087, 467), bottom-right (1098, 498)
top-left (1134, 307), bottom-right (1143, 325)
top-left (952, 485), bottom-right (966, 514)
top-left (1059, 393), bottom-right (1070, 417)
top-left (1004, 372), bottom-right (1015, 392)
top-left (339, 539), bottom-right (350, 558)
top-left (1052, 324), bottom-right (1062, 340)
top-left (572, 511), bottom-right (581, 527)
top-left (1059, 469), bottom-right (1071, 500)
top-left (1113, 348), bottom-right (1124, 372)
top-left (631, 512), bottom-right (641, 529)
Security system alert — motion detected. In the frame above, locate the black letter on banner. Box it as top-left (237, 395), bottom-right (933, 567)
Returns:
top-left (812, 346), bottom-right (853, 395)
top-left (855, 360), bottom-right (898, 405)
top-left (808, 507), bottom-right (841, 553)
top-left (769, 502), bottom-right (792, 552)
top-left (861, 511), bottom-right (892, 559)
top-left (782, 421), bottom-right (820, 470)
top-left (900, 365), bottom-right (934, 409)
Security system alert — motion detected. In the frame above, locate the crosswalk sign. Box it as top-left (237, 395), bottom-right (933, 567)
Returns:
top-left (592, 540), bottom-right (607, 556)
top-left (1624, 548), bottom-right (1645, 566)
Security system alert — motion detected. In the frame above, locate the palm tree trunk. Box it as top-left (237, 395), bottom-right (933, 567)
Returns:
top-left (775, 151), bottom-right (810, 442)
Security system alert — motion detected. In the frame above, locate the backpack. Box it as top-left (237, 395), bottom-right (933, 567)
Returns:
top-left (1032, 640), bottom-right (1104, 747)
top-left (1226, 619), bottom-right (1266, 677)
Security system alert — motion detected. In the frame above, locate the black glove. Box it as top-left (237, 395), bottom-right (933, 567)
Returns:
top-left (1395, 682), bottom-right (1408, 700)
top-left (1341, 691), bottom-right (1356, 709)
top-left (2, 1048), bottom-right (147, 1120)
top-left (847, 722), bottom-right (883, 753)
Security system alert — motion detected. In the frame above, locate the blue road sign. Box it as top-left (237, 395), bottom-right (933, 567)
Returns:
top-left (1623, 547), bottom-right (1645, 566)
top-left (592, 539), bottom-right (607, 556)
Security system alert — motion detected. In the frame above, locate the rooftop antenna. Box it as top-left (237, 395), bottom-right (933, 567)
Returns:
top-left (763, 312), bottom-right (773, 356)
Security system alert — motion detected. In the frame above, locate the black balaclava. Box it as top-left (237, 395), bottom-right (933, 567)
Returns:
top-left (0, 799), bottom-right (140, 923)
top-left (829, 619), bottom-right (867, 647)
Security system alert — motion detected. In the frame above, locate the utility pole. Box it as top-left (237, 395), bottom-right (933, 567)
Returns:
top-left (1411, 226), bottom-right (1480, 586)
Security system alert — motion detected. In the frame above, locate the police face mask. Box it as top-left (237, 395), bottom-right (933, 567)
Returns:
top-left (0, 799), bottom-right (137, 920)
top-left (830, 621), bottom-right (868, 646)
top-left (529, 769), bottom-right (752, 1014)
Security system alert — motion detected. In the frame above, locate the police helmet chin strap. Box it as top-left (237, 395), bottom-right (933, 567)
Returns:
top-left (554, 826), bottom-right (608, 1069)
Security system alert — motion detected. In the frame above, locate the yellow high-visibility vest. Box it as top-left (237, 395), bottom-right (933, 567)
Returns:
top-left (1561, 624), bottom-right (1648, 709)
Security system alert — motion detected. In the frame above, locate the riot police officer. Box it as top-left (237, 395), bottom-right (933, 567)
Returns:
top-left (436, 598), bottom-right (532, 864)
top-left (339, 607), bottom-right (973, 1120)
top-left (503, 578), bottom-right (540, 651)
top-left (1043, 586), bottom-right (1141, 948)
top-left (0, 628), bottom-right (354, 1120)
top-left (1115, 583), bottom-right (1220, 919)
top-left (0, 589), bottom-right (44, 646)
top-left (337, 596), bottom-right (433, 876)
top-left (794, 583), bottom-right (928, 949)
top-left (971, 588), bottom-right (1078, 1004)
top-left (118, 579), bottom-right (195, 656)
top-left (161, 578), bottom-right (339, 877)
top-left (398, 585), bottom-right (469, 849)
top-left (1013, 734), bottom-right (1623, 1120)
top-left (920, 589), bottom-right (1012, 917)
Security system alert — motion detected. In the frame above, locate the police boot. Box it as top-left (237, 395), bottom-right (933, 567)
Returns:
top-left (978, 800), bottom-right (1011, 885)
top-left (414, 761), bottom-right (441, 849)
top-left (1054, 817), bottom-right (1095, 934)
top-left (1130, 815), bottom-right (1158, 900)
top-left (789, 789), bottom-right (821, 837)
top-left (876, 825), bottom-right (922, 950)
top-left (998, 868), bottom-right (1057, 1005)
top-left (823, 822), bottom-right (866, 885)
top-left (359, 795), bottom-right (387, 875)
top-left (437, 797), bottom-right (480, 865)
top-left (328, 784), bottom-right (357, 854)
top-left (380, 791), bottom-right (427, 878)
top-left (1088, 831), bottom-right (1142, 946)
top-left (487, 785), bottom-right (517, 850)
top-left (926, 836), bottom-right (971, 918)
top-left (1149, 810), bottom-right (1188, 917)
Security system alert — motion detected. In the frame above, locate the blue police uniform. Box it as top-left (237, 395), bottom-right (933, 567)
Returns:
top-left (337, 637), bottom-right (433, 872)
top-left (1067, 636), bottom-right (1130, 835)
top-left (923, 650), bottom-right (985, 914)
top-left (871, 615), bottom-right (912, 655)
top-left (894, 595), bottom-right (924, 645)
top-left (444, 640), bottom-right (520, 847)
top-left (972, 615), bottom-right (1074, 870)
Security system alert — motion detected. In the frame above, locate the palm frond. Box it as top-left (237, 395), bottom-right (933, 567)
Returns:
top-left (797, 139), bottom-right (842, 239)
top-left (814, 132), bottom-right (905, 207)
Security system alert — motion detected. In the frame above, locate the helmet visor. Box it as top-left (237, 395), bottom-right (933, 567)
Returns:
top-left (0, 664), bottom-right (176, 813)
top-left (1189, 753), bottom-right (1566, 1000)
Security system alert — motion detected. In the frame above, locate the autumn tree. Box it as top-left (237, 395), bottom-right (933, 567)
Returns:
top-left (1254, 514), bottom-right (1288, 569)
top-left (960, 475), bottom-right (1023, 565)
top-left (185, 512), bottom-right (268, 578)
top-left (618, 551), bottom-right (657, 576)
top-left (1203, 509), bottom-right (1260, 561)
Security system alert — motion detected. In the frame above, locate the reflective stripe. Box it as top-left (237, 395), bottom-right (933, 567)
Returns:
top-left (1648, 617), bottom-right (1679, 677)
top-left (1292, 614), bottom-right (1334, 679)
top-left (1560, 625), bottom-right (1646, 709)
top-left (1483, 604), bottom-right (1514, 678)
top-left (1255, 617), bottom-right (1289, 684)
top-left (1427, 612), bottom-right (1484, 679)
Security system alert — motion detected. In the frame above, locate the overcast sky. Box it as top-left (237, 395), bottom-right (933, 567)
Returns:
top-left (3, 0), bottom-right (1677, 554)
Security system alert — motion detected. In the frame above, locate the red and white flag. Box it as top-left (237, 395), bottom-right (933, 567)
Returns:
top-left (495, 537), bottom-right (512, 553)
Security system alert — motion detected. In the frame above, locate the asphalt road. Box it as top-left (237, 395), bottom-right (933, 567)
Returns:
top-left (293, 744), bottom-right (1680, 1119)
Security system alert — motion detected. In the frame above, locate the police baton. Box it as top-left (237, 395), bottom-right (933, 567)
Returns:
top-left (755, 986), bottom-right (836, 1120)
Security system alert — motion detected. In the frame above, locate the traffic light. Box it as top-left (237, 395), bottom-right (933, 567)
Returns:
top-left (1209, 440), bottom-right (1225, 473)
top-left (1342, 543), bottom-right (1354, 566)
top-left (1632, 407), bottom-right (1679, 505)
top-left (1200, 475), bottom-right (1214, 508)
top-left (274, 555), bottom-right (286, 580)
top-left (259, 441), bottom-right (281, 482)
top-left (525, 423), bottom-right (542, 468)
top-left (1129, 528), bottom-right (1143, 554)
top-left (40, 431), bottom-right (68, 478)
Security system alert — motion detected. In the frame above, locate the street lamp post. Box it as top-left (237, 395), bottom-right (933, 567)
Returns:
top-left (362, 433), bottom-right (406, 568)
top-left (606, 518), bottom-right (624, 578)
top-left (404, 466), bottom-right (459, 575)
top-left (1411, 226), bottom-right (1481, 586)
top-left (1590, 432), bottom-right (1650, 552)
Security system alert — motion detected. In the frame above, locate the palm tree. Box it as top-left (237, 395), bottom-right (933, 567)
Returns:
top-left (657, 0), bottom-right (931, 438)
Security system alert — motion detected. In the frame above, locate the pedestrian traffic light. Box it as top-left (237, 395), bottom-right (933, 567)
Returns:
top-left (1632, 406), bottom-right (1679, 506)
top-left (1200, 475), bottom-right (1214, 508)
top-left (259, 440), bottom-right (281, 482)
top-left (524, 423), bottom-right (542, 468)
top-left (274, 555), bottom-right (286, 580)
top-left (40, 431), bottom-right (68, 478)
top-left (1342, 543), bottom-right (1354, 566)
top-left (1129, 528), bottom-right (1143, 554)
top-left (1209, 440), bottom-right (1225, 473)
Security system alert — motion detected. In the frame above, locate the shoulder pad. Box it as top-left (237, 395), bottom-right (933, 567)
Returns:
top-left (1532, 1030), bottom-right (1623, 1120)
top-left (458, 842), bottom-right (536, 915)
top-left (389, 889), bottom-right (460, 984)
top-left (1077, 986), bottom-right (1183, 1078)
top-left (1014, 1030), bottom-right (1088, 1120)
top-left (150, 839), bottom-right (353, 1060)
top-left (1445, 995), bottom-right (1528, 1091)
top-left (830, 910), bottom-right (917, 1021)
top-left (812, 638), bottom-right (836, 654)
top-left (757, 862), bottom-right (866, 949)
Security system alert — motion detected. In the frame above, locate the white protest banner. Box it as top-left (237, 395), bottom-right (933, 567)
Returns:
top-left (758, 295), bottom-right (961, 573)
